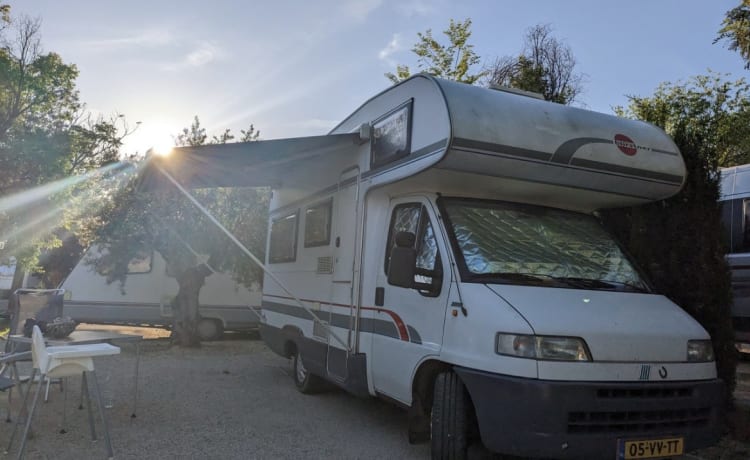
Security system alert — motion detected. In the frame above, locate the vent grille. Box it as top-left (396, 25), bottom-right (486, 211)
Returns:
top-left (597, 387), bottom-right (693, 399)
top-left (568, 407), bottom-right (711, 434)
top-left (317, 256), bottom-right (333, 274)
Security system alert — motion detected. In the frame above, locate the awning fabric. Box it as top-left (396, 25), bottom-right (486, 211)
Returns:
top-left (138, 133), bottom-right (361, 190)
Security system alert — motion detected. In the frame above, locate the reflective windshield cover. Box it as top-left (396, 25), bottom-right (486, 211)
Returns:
top-left (440, 198), bottom-right (649, 292)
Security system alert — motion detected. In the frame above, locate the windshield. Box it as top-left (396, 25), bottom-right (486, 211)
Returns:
top-left (440, 198), bottom-right (649, 292)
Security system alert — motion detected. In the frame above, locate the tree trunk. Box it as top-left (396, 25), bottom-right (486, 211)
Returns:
top-left (172, 265), bottom-right (211, 347)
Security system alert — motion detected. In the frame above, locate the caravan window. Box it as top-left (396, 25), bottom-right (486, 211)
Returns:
top-left (371, 100), bottom-right (412, 168)
top-left (304, 199), bottom-right (332, 248)
top-left (127, 250), bottom-right (153, 274)
top-left (269, 211), bottom-right (298, 263)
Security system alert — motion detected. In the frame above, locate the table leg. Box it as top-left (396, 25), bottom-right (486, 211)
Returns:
top-left (132, 341), bottom-right (140, 418)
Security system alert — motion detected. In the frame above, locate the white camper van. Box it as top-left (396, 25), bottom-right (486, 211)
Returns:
top-left (719, 164), bottom-right (750, 354)
top-left (60, 245), bottom-right (261, 340)
top-left (147, 75), bottom-right (723, 459)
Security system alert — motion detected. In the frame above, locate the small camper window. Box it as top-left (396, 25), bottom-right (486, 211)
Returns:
top-left (127, 250), bottom-right (153, 274)
top-left (269, 211), bottom-right (298, 263)
top-left (304, 199), bottom-right (332, 248)
top-left (371, 100), bottom-right (412, 168)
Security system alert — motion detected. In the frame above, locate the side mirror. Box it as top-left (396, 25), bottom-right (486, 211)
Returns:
top-left (387, 231), bottom-right (416, 288)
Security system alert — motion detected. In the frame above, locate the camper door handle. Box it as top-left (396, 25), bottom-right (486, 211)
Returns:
top-left (375, 287), bottom-right (385, 306)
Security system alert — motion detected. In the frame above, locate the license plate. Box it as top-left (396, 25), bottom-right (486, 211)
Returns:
top-left (617, 437), bottom-right (684, 459)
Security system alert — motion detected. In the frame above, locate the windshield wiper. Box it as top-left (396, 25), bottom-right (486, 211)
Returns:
top-left (552, 276), bottom-right (647, 292)
top-left (471, 272), bottom-right (563, 286)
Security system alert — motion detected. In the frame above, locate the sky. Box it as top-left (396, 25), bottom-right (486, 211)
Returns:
top-left (11, 0), bottom-right (750, 155)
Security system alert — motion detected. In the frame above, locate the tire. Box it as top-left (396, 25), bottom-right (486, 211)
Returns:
top-left (197, 318), bottom-right (224, 341)
top-left (431, 371), bottom-right (469, 460)
top-left (291, 350), bottom-right (325, 394)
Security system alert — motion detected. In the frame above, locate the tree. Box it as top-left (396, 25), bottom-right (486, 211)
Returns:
top-left (716, 0), bottom-right (750, 69)
top-left (88, 117), bottom-right (268, 346)
top-left (0, 9), bottom-right (133, 280)
top-left (601, 75), bottom-right (749, 395)
top-left (616, 74), bottom-right (750, 167)
top-left (484, 24), bottom-right (584, 104)
top-left (386, 18), bottom-right (483, 84)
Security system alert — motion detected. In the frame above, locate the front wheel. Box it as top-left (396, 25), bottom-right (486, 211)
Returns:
top-left (291, 350), bottom-right (325, 394)
top-left (431, 371), bottom-right (470, 460)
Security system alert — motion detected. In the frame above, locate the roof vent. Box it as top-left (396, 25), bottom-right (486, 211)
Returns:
top-left (489, 85), bottom-right (545, 100)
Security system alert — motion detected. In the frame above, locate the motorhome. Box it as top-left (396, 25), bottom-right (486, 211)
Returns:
top-left (145, 75), bottom-right (723, 459)
top-left (719, 164), bottom-right (750, 354)
top-left (59, 245), bottom-right (261, 340)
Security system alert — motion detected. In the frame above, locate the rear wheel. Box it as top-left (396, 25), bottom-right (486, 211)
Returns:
top-left (197, 318), bottom-right (224, 341)
top-left (292, 349), bottom-right (325, 394)
top-left (431, 371), bottom-right (470, 460)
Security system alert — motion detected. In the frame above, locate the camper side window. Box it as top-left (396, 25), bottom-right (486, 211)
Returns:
top-left (304, 199), bottom-right (332, 248)
top-left (371, 101), bottom-right (412, 168)
top-left (385, 203), bottom-right (442, 296)
top-left (269, 211), bottom-right (299, 263)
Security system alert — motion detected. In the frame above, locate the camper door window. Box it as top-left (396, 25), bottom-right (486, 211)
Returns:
top-left (269, 211), bottom-right (299, 263)
top-left (370, 101), bottom-right (412, 168)
top-left (440, 198), bottom-right (649, 292)
top-left (384, 203), bottom-right (442, 296)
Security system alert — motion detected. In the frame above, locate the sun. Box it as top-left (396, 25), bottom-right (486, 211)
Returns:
top-left (151, 137), bottom-right (174, 157)
top-left (124, 118), bottom-right (178, 157)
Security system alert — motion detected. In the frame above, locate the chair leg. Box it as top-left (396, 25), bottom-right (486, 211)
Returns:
top-left (15, 370), bottom-right (44, 460)
top-left (44, 377), bottom-right (51, 402)
top-left (6, 368), bottom-right (36, 455)
top-left (88, 371), bottom-right (114, 459)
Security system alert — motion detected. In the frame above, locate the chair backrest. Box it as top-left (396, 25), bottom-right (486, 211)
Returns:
top-left (31, 325), bottom-right (50, 373)
top-left (6, 289), bottom-right (64, 353)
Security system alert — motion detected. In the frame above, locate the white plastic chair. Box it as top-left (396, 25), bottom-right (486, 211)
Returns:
top-left (7, 326), bottom-right (121, 460)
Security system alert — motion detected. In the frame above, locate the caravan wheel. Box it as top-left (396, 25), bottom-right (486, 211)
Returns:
top-left (197, 318), bottom-right (224, 341)
top-left (292, 350), bottom-right (325, 394)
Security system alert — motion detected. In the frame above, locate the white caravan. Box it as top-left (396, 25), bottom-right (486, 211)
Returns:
top-left (146, 75), bottom-right (723, 459)
top-left (60, 245), bottom-right (261, 340)
top-left (719, 164), bottom-right (750, 354)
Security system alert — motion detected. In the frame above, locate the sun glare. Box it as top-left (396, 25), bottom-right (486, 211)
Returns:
top-left (152, 140), bottom-right (174, 157)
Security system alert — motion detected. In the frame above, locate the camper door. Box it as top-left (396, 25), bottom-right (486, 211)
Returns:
top-left (370, 197), bottom-right (451, 403)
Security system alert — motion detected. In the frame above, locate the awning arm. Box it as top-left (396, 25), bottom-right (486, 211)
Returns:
top-left (153, 162), bottom-right (349, 349)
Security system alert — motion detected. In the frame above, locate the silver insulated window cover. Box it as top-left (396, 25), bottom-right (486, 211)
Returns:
top-left (442, 199), bottom-right (647, 290)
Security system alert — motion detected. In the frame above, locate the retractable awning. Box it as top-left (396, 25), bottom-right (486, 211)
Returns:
top-left (138, 132), bottom-right (362, 190)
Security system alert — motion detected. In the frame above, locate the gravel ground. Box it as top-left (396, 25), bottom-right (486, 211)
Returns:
top-left (1, 329), bottom-right (748, 460)
top-left (1, 334), bottom-right (429, 460)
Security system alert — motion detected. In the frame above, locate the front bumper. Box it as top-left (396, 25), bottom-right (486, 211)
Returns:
top-left (454, 366), bottom-right (724, 459)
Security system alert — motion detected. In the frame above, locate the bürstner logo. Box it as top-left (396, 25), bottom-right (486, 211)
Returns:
top-left (614, 134), bottom-right (637, 156)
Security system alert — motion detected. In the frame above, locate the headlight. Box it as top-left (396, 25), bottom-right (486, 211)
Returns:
top-left (496, 333), bottom-right (592, 361)
top-left (687, 340), bottom-right (714, 362)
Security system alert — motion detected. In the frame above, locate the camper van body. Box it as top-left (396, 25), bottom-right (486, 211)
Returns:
top-left (60, 246), bottom-right (261, 339)
top-left (719, 164), bottom-right (750, 353)
top-left (151, 75), bottom-right (723, 459)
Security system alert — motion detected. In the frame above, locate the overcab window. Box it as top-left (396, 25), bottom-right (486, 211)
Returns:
top-left (371, 100), bottom-right (412, 168)
top-left (304, 199), bottom-right (332, 248)
top-left (269, 211), bottom-right (299, 263)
